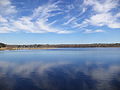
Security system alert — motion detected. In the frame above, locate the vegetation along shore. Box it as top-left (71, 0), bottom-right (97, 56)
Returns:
top-left (0, 43), bottom-right (120, 50)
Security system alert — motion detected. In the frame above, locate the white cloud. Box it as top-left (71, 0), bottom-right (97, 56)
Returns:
top-left (108, 23), bottom-right (120, 28)
top-left (61, 0), bottom-right (120, 31)
top-left (0, 25), bottom-right (16, 33)
top-left (115, 12), bottom-right (120, 18)
top-left (91, 13), bottom-right (109, 25)
top-left (0, 27), bottom-right (10, 33)
top-left (73, 11), bottom-right (120, 29)
top-left (48, 20), bottom-right (58, 26)
top-left (84, 0), bottom-right (119, 13)
top-left (0, 0), bottom-right (17, 33)
top-left (95, 29), bottom-right (105, 33)
top-left (73, 19), bottom-right (89, 28)
top-left (36, 19), bottom-right (72, 34)
top-left (0, 0), bottom-right (119, 34)
top-left (81, 0), bottom-right (120, 29)
top-left (32, 1), bottom-right (62, 20)
top-left (87, 13), bottom-right (120, 28)
top-left (89, 13), bottom-right (112, 26)
top-left (0, 0), bottom-right (17, 16)
top-left (84, 29), bottom-right (105, 33)
top-left (63, 17), bottom-right (76, 25)
top-left (0, 21), bottom-right (17, 33)
top-left (0, 0), bottom-right (72, 34)
top-left (0, 15), bottom-right (8, 22)
top-left (14, 2), bottom-right (72, 34)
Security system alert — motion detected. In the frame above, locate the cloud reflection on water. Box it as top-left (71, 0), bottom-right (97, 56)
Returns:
top-left (0, 59), bottom-right (120, 90)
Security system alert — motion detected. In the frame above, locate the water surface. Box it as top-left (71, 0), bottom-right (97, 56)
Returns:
top-left (0, 48), bottom-right (120, 90)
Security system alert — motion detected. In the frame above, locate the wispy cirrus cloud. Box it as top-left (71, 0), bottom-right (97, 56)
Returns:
top-left (84, 0), bottom-right (118, 13)
top-left (84, 29), bottom-right (105, 33)
top-left (0, 0), bottom-right (72, 34)
top-left (66, 0), bottom-right (120, 31)
top-left (82, 0), bottom-right (120, 29)
top-left (63, 17), bottom-right (77, 25)
top-left (0, 0), bottom-right (120, 34)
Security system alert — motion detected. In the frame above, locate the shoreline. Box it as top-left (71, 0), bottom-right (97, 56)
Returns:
top-left (1, 47), bottom-right (120, 51)
top-left (0, 47), bottom-right (57, 51)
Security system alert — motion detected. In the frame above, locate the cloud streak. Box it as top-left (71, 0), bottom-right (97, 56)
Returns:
top-left (0, 0), bottom-right (120, 34)
top-left (82, 0), bottom-right (120, 28)
top-left (0, 0), bottom-right (72, 34)
top-left (84, 29), bottom-right (105, 33)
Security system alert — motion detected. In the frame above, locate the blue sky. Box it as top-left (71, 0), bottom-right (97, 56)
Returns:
top-left (0, 0), bottom-right (120, 44)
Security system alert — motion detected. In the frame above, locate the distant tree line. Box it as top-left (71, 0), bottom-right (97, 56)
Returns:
top-left (0, 43), bottom-right (6, 48)
top-left (6, 43), bottom-right (120, 48)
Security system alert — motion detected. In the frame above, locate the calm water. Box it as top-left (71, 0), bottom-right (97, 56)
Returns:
top-left (0, 48), bottom-right (120, 90)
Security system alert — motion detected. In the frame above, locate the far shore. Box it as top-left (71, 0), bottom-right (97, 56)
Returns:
top-left (1, 47), bottom-right (120, 51)
top-left (0, 47), bottom-right (57, 51)
top-left (1, 43), bottom-right (120, 51)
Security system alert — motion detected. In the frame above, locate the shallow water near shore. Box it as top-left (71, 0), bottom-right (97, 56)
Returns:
top-left (0, 48), bottom-right (120, 90)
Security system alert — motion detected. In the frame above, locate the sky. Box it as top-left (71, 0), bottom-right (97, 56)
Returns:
top-left (0, 0), bottom-right (120, 44)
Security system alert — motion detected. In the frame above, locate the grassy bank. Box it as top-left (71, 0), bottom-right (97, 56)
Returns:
top-left (0, 47), bottom-right (56, 50)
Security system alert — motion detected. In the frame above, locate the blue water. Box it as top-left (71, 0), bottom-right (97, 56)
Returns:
top-left (0, 48), bottom-right (120, 90)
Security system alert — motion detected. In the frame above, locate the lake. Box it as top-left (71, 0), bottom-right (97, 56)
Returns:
top-left (0, 48), bottom-right (120, 90)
